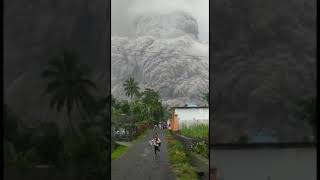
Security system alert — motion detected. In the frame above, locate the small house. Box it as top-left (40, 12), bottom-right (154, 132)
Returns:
top-left (170, 106), bottom-right (209, 131)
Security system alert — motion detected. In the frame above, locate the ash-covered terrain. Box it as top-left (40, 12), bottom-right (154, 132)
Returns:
top-left (210, 0), bottom-right (317, 143)
top-left (111, 11), bottom-right (209, 107)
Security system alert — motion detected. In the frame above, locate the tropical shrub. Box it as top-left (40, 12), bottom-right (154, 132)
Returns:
top-left (166, 131), bottom-right (197, 179)
top-left (191, 141), bottom-right (208, 158)
top-left (180, 123), bottom-right (209, 139)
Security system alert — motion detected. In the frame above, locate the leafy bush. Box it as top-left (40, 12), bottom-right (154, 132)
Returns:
top-left (166, 131), bottom-right (197, 179)
top-left (172, 163), bottom-right (198, 180)
top-left (171, 150), bottom-right (188, 164)
top-left (180, 123), bottom-right (208, 139)
top-left (191, 141), bottom-right (208, 159)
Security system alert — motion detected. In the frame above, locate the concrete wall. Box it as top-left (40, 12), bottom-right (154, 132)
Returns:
top-left (175, 108), bottom-right (209, 127)
top-left (210, 148), bottom-right (317, 180)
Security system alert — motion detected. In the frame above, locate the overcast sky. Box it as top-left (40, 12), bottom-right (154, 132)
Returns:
top-left (111, 0), bottom-right (209, 41)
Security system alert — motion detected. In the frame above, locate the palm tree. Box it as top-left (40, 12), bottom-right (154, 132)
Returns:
top-left (41, 50), bottom-right (96, 135)
top-left (141, 88), bottom-right (163, 123)
top-left (123, 77), bottom-right (140, 99)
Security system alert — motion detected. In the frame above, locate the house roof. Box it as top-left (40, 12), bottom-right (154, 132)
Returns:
top-left (172, 106), bottom-right (209, 109)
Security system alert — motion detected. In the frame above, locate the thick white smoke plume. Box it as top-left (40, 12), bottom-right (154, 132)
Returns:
top-left (111, 0), bottom-right (209, 107)
top-left (112, 0), bottom-right (209, 41)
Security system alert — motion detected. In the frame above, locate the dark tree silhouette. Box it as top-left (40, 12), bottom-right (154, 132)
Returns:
top-left (42, 50), bottom-right (96, 135)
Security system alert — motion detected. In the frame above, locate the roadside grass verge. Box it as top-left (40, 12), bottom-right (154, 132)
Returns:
top-left (112, 129), bottom-right (149, 160)
top-left (165, 131), bottom-right (197, 180)
top-left (180, 124), bottom-right (208, 139)
top-left (191, 141), bottom-right (208, 159)
top-left (179, 124), bottom-right (209, 159)
top-left (111, 144), bottom-right (128, 160)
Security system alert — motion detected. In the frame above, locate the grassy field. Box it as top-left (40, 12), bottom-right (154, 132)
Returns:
top-left (111, 144), bottom-right (128, 160)
top-left (165, 131), bottom-right (197, 180)
top-left (180, 124), bottom-right (209, 139)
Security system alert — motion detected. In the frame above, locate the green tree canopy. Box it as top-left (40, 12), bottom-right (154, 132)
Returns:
top-left (123, 77), bottom-right (140, 99)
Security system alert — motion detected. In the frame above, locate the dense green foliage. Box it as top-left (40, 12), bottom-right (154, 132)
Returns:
top-left (191, 141), bottom-right (208, 159)
top-left (112, 77), bottom-right (167, 127)
top-left (180, 124), bottom-right (209, 139)
top-left (180, 124), bottom-right (209, 159)
top-left (165, 131), bottom-right (198, 180)
top-left (123, 77), bottom-right (140, 99)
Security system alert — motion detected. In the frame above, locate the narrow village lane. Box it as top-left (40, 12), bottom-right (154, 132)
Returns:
top-left (112, 130), bottom-right (175, 180)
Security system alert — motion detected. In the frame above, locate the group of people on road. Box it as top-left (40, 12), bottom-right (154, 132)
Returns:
top-left (153, 122), bottom-right (170, 130)
top-left (150, 121), bottom-right (172, 156)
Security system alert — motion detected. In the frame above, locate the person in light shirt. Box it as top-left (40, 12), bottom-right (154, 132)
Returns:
top-left (149, 133), bottom-right (161, 155)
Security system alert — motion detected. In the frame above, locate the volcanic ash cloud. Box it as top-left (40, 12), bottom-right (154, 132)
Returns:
top-left (112, 11), bottom-right (208, 107)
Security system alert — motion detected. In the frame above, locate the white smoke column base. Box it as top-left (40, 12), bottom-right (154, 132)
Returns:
top-left (111, 11), bottom-right (208, 107)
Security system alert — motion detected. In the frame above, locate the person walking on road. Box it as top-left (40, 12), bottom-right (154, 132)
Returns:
top-left (150, 133), bottom-right (161, 155)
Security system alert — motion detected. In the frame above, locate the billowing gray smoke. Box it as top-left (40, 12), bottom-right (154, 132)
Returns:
top-left (133, 11), bottom-right (199, 39)
top-left (112, 11), bottom-right (208, 106)
top-left (4, 0), bottom-right (109, 127)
